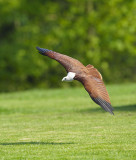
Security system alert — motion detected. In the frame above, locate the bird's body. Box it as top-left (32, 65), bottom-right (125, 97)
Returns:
top-left (36, 47), bottom-right (114, 115)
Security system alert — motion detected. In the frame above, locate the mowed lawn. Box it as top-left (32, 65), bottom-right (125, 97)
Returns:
top-left (0, 83), bottom-right (136, 160)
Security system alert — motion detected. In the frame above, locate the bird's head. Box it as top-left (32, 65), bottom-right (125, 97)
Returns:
top-left (62, 72), bottom-right (76, 82)
top-left (62, 77), bottom-right (67, 81)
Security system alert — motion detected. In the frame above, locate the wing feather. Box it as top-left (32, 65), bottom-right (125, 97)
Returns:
top-left (83, 76), bottom-right (114, 115)
top-left (36, 47), bottom-right (86, 73)
top-left (86, 64), bottom-right (102, 80)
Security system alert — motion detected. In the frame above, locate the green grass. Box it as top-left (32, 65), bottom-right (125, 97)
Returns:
top-left (0, 83), bottom-right (136, 160)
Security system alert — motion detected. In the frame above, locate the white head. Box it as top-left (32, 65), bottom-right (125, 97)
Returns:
top-left (62, 72), bottom-right (76, 82)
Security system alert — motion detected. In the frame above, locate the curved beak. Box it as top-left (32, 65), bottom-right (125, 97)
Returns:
top-left (62, 78), bottom-right (64, 81)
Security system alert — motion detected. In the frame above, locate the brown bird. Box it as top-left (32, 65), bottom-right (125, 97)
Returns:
top-left (36, 47), bottom-right (114, 115)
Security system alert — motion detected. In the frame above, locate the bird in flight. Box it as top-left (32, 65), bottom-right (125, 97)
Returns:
top-left (36, 47), bottom-right (114, 115)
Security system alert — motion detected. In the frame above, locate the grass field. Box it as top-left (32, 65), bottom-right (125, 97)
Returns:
top-left (0, 83), bottom-right (136, 160)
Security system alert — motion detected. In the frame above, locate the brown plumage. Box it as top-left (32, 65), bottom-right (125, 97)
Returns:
top-left (36, 47), bottom-right (114, 115)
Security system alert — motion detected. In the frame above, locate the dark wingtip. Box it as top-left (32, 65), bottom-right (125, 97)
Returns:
top-left (109, 109), bottom-right (114, 115)
top-left (111, 111), bottom-right (114, 115)
top-left (91, 97), bottom-right (114, 115)
top-left (36, 47), bottom-right (51, 55)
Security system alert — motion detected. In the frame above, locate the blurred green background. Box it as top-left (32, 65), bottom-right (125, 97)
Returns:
top-left (0, 0), bottom-right (136, 92)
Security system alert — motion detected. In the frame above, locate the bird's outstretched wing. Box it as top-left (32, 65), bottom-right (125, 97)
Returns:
top-left (36, 47), bottom-right (85, 73)
top-left (83, 75), bottom-right (114, 115)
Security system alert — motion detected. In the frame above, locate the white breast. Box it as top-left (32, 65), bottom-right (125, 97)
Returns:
top-left (66, 72), bottom-right (76, 81)
top-left (67, 72), bottom-right (76, 79)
